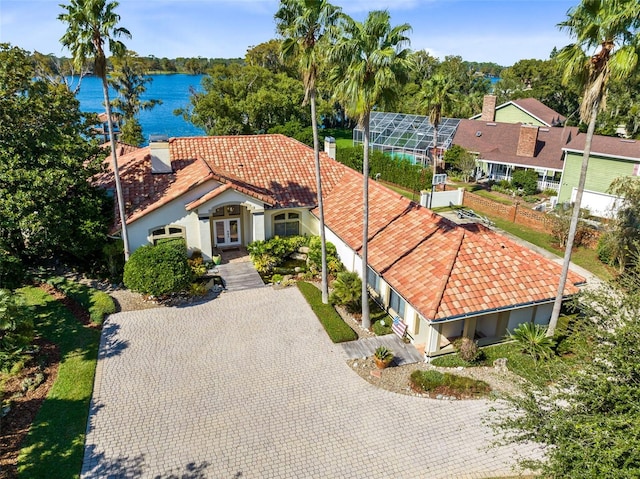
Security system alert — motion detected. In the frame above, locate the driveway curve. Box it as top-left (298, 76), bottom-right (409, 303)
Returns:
top-left (82, 287), bottom-right (537, 478)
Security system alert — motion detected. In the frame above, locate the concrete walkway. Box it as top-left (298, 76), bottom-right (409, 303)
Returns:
top-left (340, 334), bottom-right (424, 365)
top-left (82, 287), bottom-right (539, 478)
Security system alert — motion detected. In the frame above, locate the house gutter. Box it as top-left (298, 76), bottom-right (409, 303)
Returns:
top-left (562, 148), bottom-right (640, 162)
top-left (426, 296), bottom-right (576, 324)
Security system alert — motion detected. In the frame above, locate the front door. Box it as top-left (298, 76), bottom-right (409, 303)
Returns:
top-left (214, 218), bottom-right (241, 247)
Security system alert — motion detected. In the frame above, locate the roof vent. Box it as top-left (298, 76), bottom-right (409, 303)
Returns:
top-left (475, 131), bottom-right (482, 137)
top-left (540, 128), bottom-right (550, 132)
top-left (620, 139), bottom-right (636, 143)
top-left (486, 122), bottom-right (497, 126)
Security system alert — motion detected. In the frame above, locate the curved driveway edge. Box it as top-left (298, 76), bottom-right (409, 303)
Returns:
top-left (82, 287), bottom-right (538, 478)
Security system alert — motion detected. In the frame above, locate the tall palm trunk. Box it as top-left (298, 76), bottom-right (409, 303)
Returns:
top-left (102, 75), bottom-right (130, 260)
top-left (310, 88), bottom-right (329, 303)
top-left (361, 112), bottom-right (371, 328)
top-left (548, 98), bottom-right (599, 336)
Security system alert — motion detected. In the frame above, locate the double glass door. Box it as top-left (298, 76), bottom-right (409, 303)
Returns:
top-left (214, 218), bottom-right (240, 247)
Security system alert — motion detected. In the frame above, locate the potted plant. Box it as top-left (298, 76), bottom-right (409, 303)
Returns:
top-left (373, 346), bottom-right (394, 369)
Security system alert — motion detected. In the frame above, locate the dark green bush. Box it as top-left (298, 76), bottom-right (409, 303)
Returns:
top-left (596, 232), bottom-right (614, 265)
top-left (123, 239), bottom-right (192, 297)
top-left (102, 239), bottom-right (124, 283)
top-left (511, 169), bottom-right (539, 195)
top-left (0, 251), bottom-right (24, 290)
top-left (298, 281), bottom-right (357, 343)
top-left (329, 271), bottom-right (361, 313)
top-left (248, 235), bottom-right (308, 274)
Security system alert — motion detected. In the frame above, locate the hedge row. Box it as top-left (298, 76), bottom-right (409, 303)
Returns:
top-left (297, 281), bottom-right (357, 343)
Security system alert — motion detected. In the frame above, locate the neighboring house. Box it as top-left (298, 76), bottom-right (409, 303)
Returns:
top-left (471, 95), bottom-right (566, 127)
top-left (558, 135), bottom-right (640, 217)
top-left (96, 133), bottom-right (584, 358)
top-left (453, 119), bottom-right (578, 192)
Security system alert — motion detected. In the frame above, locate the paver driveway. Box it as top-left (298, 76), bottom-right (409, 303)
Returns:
top-left (82, 287), bottom-right (537, 478)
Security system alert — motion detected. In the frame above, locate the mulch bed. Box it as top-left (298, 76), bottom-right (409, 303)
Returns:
top-left (0, 283), bottom-right (96, 479)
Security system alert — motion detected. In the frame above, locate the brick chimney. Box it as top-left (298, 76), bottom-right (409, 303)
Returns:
top-left (516, 124), bottom-right (539, 157)
top-left (480, 95), bottom-right (497, 121)
top-left (149, 135), bottom-right (172, 173)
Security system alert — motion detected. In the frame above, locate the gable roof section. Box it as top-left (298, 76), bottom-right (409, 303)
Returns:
top-left (95, 135), bottom-right (349, 226)
top-left (320, 173), bottom-right (584, 321)
top-left (471, 98), bottom-right (566, 127)
top-left (454, 119), bottom-right (578, 170)
top-left (511, 98), bottom-right (566, 127)
top-left (564, 134), bottom-right (640, 161)
top-left (171, 135), bottom-right (347, 208)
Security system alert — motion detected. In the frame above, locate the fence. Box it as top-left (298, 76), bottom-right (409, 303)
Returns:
top-left (462, 191), bottom-right (557, 232)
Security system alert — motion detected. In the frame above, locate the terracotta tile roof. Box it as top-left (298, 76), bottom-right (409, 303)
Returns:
top-left (454, 119), bottom-right (578, 171)
top-left (170, 135), bottom-right (347, 208)
top-left (95, 135), bottom-right (349, 228)
top-left (564, 133), bottom-right (640, 160)
top-left (320, 174), bottom-right (584, 321)
top-left (511, 98), bottom-right (566, 127)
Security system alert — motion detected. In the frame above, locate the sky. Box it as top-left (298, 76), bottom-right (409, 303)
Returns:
top-left (0, 0), bottom-right (579, 67)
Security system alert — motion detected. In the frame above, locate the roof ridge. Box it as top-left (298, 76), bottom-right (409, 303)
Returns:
top-left (426, 228), bottom-right (465, 320)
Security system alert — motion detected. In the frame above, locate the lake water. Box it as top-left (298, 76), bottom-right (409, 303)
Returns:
top-left (74, 74), bottom-right (206, 144)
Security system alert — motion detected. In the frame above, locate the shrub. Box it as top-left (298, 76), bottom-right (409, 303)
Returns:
top-left (498, 179), bottom-right (511, 189)
top-left (123, 239), bottom-right (192, 297)
top-left (307, 236), bottom-right (343, 276)
top-left (511, 169), bottom-right (539, 195)
top-left (0, 289), bottom-right (34, 371)
top-left (509, 322), bottom-right (556, 364)
top-left (0, 251), bottom-right (24, 290)
top-left (247, 235), bottom-right (308, 274)
top-left (187, 253), bottom-right (207, 278)
top-left (297, 281), bottom-right (357, 343)
top-left (452, 337), bottom-right (481, 363)
top-left (372, 318), bottom-right (393, 336)
top-left (542, 188), bottom-right (558, 197)
top-left (329, 271), bottom-right (361, 313)
top-left (596, 232), bottom-right (614, 265)
top-left (102, 239), bottom-right (124, 283)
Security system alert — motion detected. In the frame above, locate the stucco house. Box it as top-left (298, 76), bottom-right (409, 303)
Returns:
top-left (98, 134), bottom-right (584, 357)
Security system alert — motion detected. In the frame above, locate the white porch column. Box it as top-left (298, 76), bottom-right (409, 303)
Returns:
top-left (198, 215), bottom-right (212, 261)
top-left (252, 211), bottom-right (265, 242)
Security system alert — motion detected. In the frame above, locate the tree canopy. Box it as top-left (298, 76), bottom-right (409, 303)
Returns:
top-left (0, 44), bottom-right (110, 277)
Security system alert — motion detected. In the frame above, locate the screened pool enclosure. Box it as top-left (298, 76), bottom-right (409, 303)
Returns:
top-left (353, 112), bottom-right (460, 166)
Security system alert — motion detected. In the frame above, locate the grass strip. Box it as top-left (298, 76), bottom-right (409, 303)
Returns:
top-left (46, 277), bottom-right (116, 325)
top-left (297, 281), bottom-right (357, 343)
top-left (16, 285), bottom-right (101, 479)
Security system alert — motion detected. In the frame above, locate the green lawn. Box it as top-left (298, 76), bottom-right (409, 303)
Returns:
top-left (488, 216), bottom-right (614, 281)
top-left (297, 281), bottom-right (357, 343)
top-left (16, 286), bottom-right (102, 479)
top-left (322, 127), bottom-right (353, 150)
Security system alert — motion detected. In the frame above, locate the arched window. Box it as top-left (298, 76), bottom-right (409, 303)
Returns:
top-left (150, 225), bottom-right (185, 244)
top-left (273, 211), bottom-right (300, 237)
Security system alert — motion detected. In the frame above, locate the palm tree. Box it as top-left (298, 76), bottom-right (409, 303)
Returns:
top-left (275, 0), bottom-right (341, 305)
top-left (419, 72), bottom-right (455, 206)
top-left (59, 0), bottom-right (132, 260)
top-left (548, 0), bottom-right (639, 336)
top-left (329, 10), bottom-right (411, 328)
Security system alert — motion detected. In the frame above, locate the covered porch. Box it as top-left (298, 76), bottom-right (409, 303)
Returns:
top-left (479, 161), bottom-right (561, 193)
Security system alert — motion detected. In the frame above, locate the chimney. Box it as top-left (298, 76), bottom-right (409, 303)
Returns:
top-left (480, 95), bottom-right (497, 121)
top-left (324, 136), bottom-right (336, 160)
top-left (516, 124), bottom-right (539, 157)
top-left (149, 135), bottom-right (172, 173)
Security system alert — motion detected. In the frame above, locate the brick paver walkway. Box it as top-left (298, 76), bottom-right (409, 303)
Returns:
top-left (82, 287), bottom-right (538, 478)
